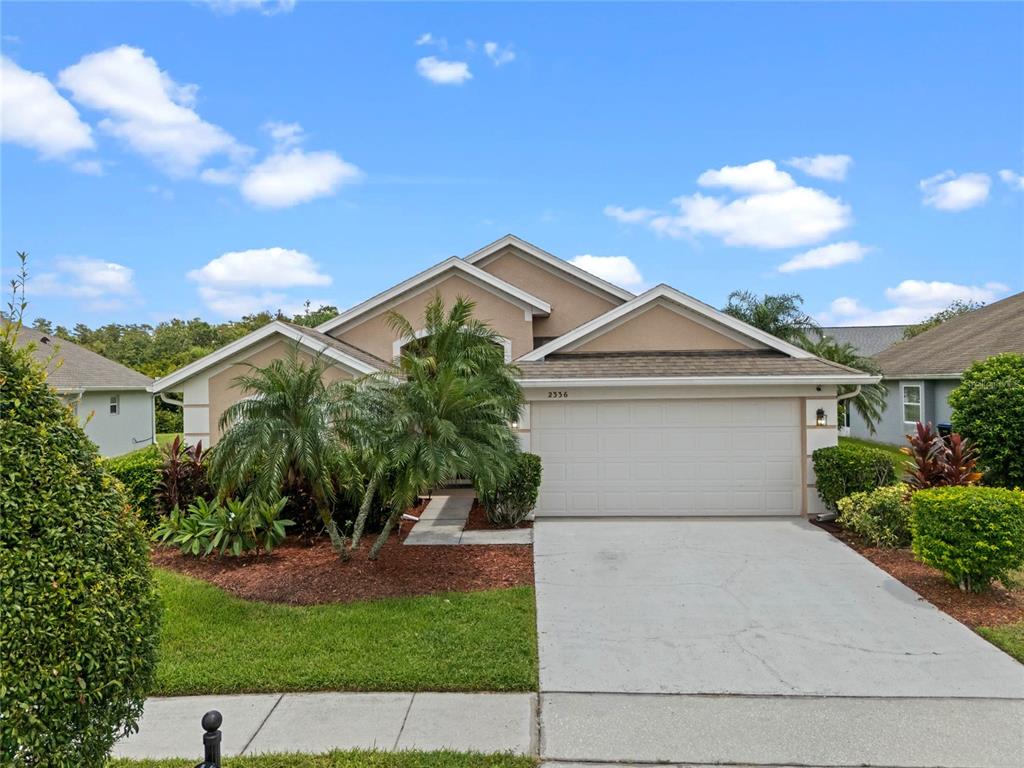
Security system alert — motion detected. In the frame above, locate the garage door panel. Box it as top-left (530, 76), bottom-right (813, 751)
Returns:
top-left (532, 398), bottom-right (801, 517)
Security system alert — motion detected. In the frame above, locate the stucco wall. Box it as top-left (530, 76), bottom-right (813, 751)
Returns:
top-left (570, 304), bottom-right (754, 353)
top-left (331, 274), bottom-right (535, 361)
top-left (68, 389), bottom-right (154, 457)
top-left (476, 246), bottom-right (621, 338)
top-left (848, 378), bottom-right (960, 446)
top-left (932, 379), bottom-right (959, 425)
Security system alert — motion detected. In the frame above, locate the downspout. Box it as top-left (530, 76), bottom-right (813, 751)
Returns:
top-left (160, 393), bottom-right (185, 408)
top-left (814, 385), bottom-right (864, 523)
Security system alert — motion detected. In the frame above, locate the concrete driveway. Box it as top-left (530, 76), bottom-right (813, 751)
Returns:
top-left (534, 517), bottom-right (1024, 766)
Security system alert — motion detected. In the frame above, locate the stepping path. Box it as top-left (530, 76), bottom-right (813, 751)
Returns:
top-left (403, 488), bottom-right (532, 546)
top-left (113, 691), bottom-right (537, 759)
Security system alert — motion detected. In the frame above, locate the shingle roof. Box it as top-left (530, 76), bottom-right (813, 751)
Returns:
top-left (818, 325), bottom-right (907, 357)
top-left (277, 321), bottom-right (389, 368)
top-left (12, 326), bottom-right (152, 390)
top-left (871, 292), bottom-right (1024, 377)
top-left (516, 349), bottom-right (868, 379)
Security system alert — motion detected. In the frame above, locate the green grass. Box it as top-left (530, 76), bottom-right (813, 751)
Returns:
top-left (977, 621), bottom-right (1024, 663)
top-left (838, 436), bottom-right (906, 472)
top-left (154, 570), bottom-right (538, 695)
top-left (109, 751), bottom-right (537, 768)
top-left (156, 432), bottom-right (182, 446)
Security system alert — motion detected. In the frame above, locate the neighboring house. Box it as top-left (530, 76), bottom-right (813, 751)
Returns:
top-left (154, 235), bottom-right (875, 518)
top-left (818, 325), bottom-right (907, 357)
top-left (14, 326), bottom-right (155, 457)
top-left (846, 292), bottom-right (1024, 446)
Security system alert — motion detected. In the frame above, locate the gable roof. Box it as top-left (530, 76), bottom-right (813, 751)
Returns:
top-left (817, 325), bottom-right (907, 358)
top-left (13, 326), bottom-right (152, 391)
top-left (464, 234), bottom-right (635, 303)
top-left (315, 256), bottom-right (551, 335)
top-left (872, 291), bottom-right (1024, 378)
top-left (519, 284), bottom-right (816, 361)
top-left (152, 320), bottom-right (386, 393)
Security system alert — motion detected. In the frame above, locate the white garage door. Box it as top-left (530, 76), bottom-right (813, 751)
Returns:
top-left (532, 398), bottom-right (802, 517)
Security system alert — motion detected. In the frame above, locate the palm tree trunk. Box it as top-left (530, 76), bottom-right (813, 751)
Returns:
top-left (349, 473), bottom-right (379, 551)
top-left (314, 487), bottom-right (348, 561)
top-left (368, 506), bottom-right (401, 560)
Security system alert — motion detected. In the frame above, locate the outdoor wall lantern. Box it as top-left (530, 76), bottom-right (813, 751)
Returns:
top-left (816, 408), bottom-right (827, 426)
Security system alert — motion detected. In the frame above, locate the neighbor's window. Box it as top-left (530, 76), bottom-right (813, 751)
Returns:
top-left (109, 395), bottom-right (120, 415)
top-left (901, 383), bottom-right (922, 423)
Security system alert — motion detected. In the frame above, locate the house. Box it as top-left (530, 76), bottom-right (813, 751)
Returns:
top-left (846, 291), bottom-right (1024, 445)
top-left (15, 326), bottom-right (155, 457)
top-left (153, 235), bottom-right (876, 518)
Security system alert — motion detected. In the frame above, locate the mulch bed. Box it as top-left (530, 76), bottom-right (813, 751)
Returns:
top-left (462, 500), bottom-right (534, 531)
top-left (152, 531), bottom-right (534, 605)
top-left (814, 520), bottom-right (1023, 629)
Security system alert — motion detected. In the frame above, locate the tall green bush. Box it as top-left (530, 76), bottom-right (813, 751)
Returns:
top-left (836, 484), bottom-right (912, 547)
top-left (949, 353), bottom-right (1024, 488)
top-left (0, 335), bottom-right (160, 766)
top-left (104, 444), bottom-right (163, 527)
top-left (911, 486), bottom-right (1024, 593)
top-left (480, 452), bottom-right (542, 527)
top-left (812, 443), bottom-right (897, 510)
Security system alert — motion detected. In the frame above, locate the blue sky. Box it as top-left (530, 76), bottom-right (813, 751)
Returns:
top-left (2, 1), bottom-right (1022, 329)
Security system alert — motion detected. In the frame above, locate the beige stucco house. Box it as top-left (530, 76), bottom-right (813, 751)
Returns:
top-left (153, 235), bottom-right (876, 518)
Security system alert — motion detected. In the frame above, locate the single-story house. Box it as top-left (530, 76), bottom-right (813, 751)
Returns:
top-left (153, 235), bottom-right (876, 518)
top-left (15, 326), bottom-right (155, 456)
top-left (845, 291), bottom-right (1024, 445)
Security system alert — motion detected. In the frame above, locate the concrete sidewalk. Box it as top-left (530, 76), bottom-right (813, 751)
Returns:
top-left (404, 488), bottom-right (533, 545)
top-left (113, 691), bottom-right (536, 759)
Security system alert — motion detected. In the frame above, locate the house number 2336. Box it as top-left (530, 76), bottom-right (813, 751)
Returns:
top-left (547, 391), bottom-right (569, 399)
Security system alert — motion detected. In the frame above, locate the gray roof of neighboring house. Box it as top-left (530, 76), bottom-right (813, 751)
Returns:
top-left (12, 326), bottom-right (153, 391)
top-left (516, 350), bottom-right (867, 379)
top-left (872, 291), bottom-right (1024, 378)
top-left (817, 325), bottom-right (907, 357)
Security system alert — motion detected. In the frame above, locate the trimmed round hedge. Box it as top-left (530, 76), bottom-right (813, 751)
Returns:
top-left (837, 483), bottom-right (912, 548)
top-left (104, 444), bottom-right (163, 528)
top-left (812, 443), bottom-right (898, 511)
top-left (911, 486), bottom-right (1024, 593)
top-left (0, 334), bottom-right (160, 766)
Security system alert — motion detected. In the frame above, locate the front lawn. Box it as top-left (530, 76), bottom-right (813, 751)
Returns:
top-left (154, 569), bottom-right (538, 695)
top-left (978, 621), bottom-right (1024, 663)
top-left (110, 751), bottom-right (536, 768)
top-left (838, 436), bottom-right (905, 473)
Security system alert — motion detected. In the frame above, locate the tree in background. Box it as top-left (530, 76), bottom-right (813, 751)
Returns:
top-left (802, 335), bottom-right (888, 434)
top-left (903, 300), bottom-right (984, 339)
top-left (722, 290), bottom-right (819, 346)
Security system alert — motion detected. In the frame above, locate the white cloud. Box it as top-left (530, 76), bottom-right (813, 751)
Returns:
top-left (71, 159), bottom-right (104, 176)
top-left (188, 247), bottom-right (333, 317)
top-left (415, 33), bottom-right (447, 49)
top-left (570, 255), bottom-right (646, 290)
top-left (416, 56), bottom-right (472, 85)
top-left (198, 167), bottom-right (240, 185)
top-left (697, 159), bottom-right (795, 194)
top-left (819, 280), bottom-right (1008, 326)
top-left (787, 154), bottom-right (853, 181)
top-left (58, 45), bottom-right (247, 176)
top-left (998, 169), bottom-right (1024, 191)
top-left (264, 120), bottom-right (304, 148)
top-left (201, 0), bottom-right (296, 15)
top-left (483, 42), bottom-right (515, 66)
top-left (777, 241), bottom-right (871, 273)
top-left (0, 55), bottom-right (95, 158)
top-left (651, 186), bottom-right (851, 249)
top-left (604, 205), bottom-right (657, 224)
top-left (240, 149), bottom-right (361, 207)
top-left (32, 256), bottom-right (137, 310)
top-left (920, 170), bottom-right (990, 211)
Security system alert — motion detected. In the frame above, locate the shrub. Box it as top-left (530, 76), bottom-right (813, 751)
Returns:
top-left (902, 422), bottom-right (981, 490)
top-left (0, 335), bottom-right (160, 766)
top-left (812, 443), bottom-right (897, 511)
top-left (911, 486), bottom-right (1024, 593)
top-left (479, 452), bottom-right (542, 527)
top-left (836, 484), bottom-right (913, 547)
top-left (155, 496), bottom-right (293, 556)
top-left (104, 444), bottom-right (163, 527)
top-left (158, 435), bottom-right (212, 512)
top-left (949, 353), bottom-right (1024, 488)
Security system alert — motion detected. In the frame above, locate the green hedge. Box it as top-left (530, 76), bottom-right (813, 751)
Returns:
top-left (836, 484), bottom-right (912, 547)
top-left (104, 444), bottom-right (163, 527)
top-left (812, 443), bottom-right (897, 511)
top-left (911, 486), bottom-right (1024, 593)
top-left (480, 452), bottom-right (542, 527)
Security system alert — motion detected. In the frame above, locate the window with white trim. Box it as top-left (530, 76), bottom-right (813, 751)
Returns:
top-left (109, 395), bottom-right (120, 415)
top-left (901, 382), bottom-right (922, 424)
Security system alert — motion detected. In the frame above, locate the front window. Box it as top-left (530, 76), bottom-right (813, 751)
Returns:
top-left (901, 383), bottom-right (922, 424)
top-left (109, 395), bottom-right (120, 415)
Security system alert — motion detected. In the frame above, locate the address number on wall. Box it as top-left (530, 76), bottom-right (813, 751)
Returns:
top-left (547, 391), bottom-right (569, 399)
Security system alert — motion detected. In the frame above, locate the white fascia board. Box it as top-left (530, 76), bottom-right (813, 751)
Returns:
top-left (519, 284), bottom-right (815, 362)
top-left (881, 372), bottom-right (962, 380)
top-left (517, 374), bottom-right (882, 388)
top-left (315, 257), bottom-right (551, 334)
top-left (55, 384), bottom-right (152, 393)
top-left (152, 321), bottom-right (379, 392)
top-left (464, 234), bottom-right (635, 303)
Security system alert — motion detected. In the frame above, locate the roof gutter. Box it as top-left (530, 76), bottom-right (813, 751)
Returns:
top-left (516, 374), bottom-right (882, 388)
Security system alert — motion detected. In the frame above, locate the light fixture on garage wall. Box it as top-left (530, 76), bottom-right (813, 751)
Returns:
top-left (816, 408), bottom-right (827, 426)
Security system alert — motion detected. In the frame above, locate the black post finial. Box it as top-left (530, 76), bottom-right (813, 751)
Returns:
top-left (195, 710), bottom-right (222, 768)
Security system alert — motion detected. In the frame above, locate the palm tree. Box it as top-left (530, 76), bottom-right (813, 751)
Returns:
top-left (209, 346), bottom-right (354, 557)
top-left (723, 290), bottom-right (819, 346)
top-left (801, 335), bottom-right (888, 434)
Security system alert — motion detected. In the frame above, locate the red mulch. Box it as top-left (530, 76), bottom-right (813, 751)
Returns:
top-left (152, 531), bottom-right (533, 605)
top-left (462, 500), bottom-right (534, 531)
top-left (814, 520), bottom-right (1024, 629)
